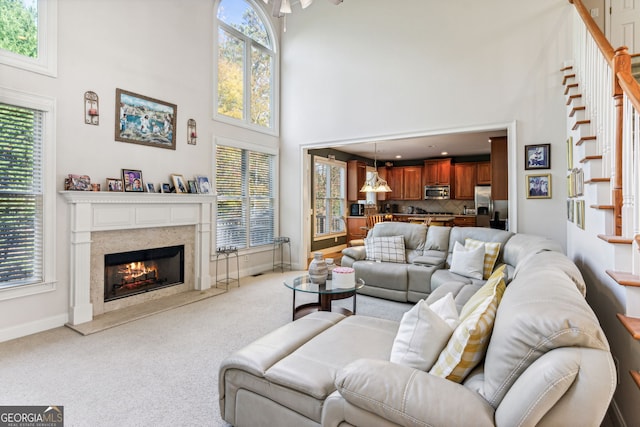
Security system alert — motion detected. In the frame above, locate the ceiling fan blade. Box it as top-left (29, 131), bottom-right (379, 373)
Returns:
top-left (300, 0), bottom-right (313, 8)
top-left (327, 0), bottom-right (343, 4)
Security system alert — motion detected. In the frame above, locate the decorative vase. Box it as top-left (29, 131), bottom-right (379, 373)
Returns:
top-left (308, 252), bottom-right (328, 285)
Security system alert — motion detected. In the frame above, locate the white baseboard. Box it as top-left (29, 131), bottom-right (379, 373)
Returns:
top-left (0, 313), bottom-right (68, 343)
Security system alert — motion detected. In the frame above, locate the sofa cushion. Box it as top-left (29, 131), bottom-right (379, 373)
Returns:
top-left (390, 293), bottom-right (458, 370)
top-left (425, 225), bottom-right (451, 251)
top-left (449, 241), bottom-right (485, 280)
top-left (430, 267), bottom-right (506, 382)
top-left (482, 258), bottom-right (610, 407)
top-left (464, 238), bottom-right (501, 279)
top-left (369, 222), bottom-right (427, 263)
top-left (364, 235), bottom-right (406, 263)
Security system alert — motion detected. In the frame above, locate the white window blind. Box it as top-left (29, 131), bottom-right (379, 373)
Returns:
top-left (216, 145), bottom-right (275, 249)
top-left (314, 158), bottom-right (346, 238)
top-left (0, 103), bottom-right (44, 288)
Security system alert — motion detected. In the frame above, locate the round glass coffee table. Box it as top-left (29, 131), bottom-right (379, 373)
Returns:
top-left (284, 275), bottom-right (365, 320)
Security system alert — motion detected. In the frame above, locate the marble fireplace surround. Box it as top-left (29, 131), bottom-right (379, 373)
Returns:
top-left (61, 191), bottom-right (215, 325)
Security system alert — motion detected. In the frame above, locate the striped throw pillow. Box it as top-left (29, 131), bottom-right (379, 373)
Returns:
top-left (465, 238), bottom-right (501, 279)
top-left (429, 267), bottom-right (506, 383)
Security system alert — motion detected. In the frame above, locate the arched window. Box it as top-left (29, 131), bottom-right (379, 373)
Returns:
top-left (215, 0), bottom-right (277, 133)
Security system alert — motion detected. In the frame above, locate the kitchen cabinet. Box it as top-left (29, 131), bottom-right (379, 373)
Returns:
top-left (377, 166), bottom-right (422, 200)
top-left (423, 158), bottom-right (452, 185)
top-left (402, 166), bottom-right (423, 200)
top-left (454, 216), bottom-right (477, 227)
top-left (346, 217), bottom-right (367, 242)
top-left (476, 161), bottom-right (491, 185)
top-left (490, 136), bottom-right (508, 200)
top-left (347, 160), bottom-right (367, 201)
top-left (454, 162), bottom-right (477, 200)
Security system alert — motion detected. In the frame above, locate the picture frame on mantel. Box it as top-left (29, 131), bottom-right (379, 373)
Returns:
top-left (115, 88), bottom-right (177, 150)
top-left (122, 169), bottom-right (144, 192)
top-left (525, 144), bottom-right (551, 170)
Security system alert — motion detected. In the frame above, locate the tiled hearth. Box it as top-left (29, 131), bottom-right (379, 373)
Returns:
top-left (61, 191), bottom-right (215, 325)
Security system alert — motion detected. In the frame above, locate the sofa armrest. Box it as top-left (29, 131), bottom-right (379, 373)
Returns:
top-left (330, 359), bottom-right (494, 427)
top-left (342, 246), bottom-right (366, 261)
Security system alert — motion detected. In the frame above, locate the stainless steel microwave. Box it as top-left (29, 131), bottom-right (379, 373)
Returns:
top-left (424, 185), bottom-right (450, 200)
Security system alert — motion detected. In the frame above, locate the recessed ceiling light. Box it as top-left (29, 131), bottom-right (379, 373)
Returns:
top-left (441, 151), bottom-right (448, 156)
top-left (395, 155), bottom-right (402, 159)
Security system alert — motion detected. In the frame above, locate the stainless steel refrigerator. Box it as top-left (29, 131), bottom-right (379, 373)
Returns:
top-left (474, 186), bottom-right (492, 227)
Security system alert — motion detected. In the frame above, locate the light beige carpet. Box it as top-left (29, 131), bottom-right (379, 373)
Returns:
top-left (66, 286), bottom-right (228, 336)
top-left (0, 270), bottom-right (412, 427)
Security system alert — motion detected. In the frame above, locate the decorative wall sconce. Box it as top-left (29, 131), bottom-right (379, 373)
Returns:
top-left (84, 91), bottom-right (99, 125)
top-left (187, 118), bottom-right (197, 145)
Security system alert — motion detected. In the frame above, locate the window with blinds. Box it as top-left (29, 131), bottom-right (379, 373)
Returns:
top-left (216, 145), bottom-right (275, 249)
top-left (314, 158), bottom-right (346, 239)
top-left (0, 103), bottom-right (44, 289)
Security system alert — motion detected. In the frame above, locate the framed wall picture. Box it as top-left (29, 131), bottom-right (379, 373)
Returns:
top-left (525, 144), bottom-right (551, 170)
top-left (115, 88), bottom-right (177, 150)
top-left (106, 177), bottom-right (123, 192)
top-left (171, 174), bottom-right (188, 193)
top-left (122, 169), bottom-right (144, 192)
top-left (526, 173), bottom-right (552, 199)
top-left (566, 137), bottom-right (573, 170)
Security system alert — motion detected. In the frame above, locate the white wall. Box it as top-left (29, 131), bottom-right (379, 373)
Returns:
top-left (279, 0), bottom-right (573, 257)
top-left (0, 0), bottom-right (280, 341)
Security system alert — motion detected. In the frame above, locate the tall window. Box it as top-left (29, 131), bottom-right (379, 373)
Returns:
top-left (215, 0), bottom-right (276, 133)
top-left (0, 0), bottom-right (57, 76)
top-left (314, 158), bottom-right (346, 239)
top-left (216, 144), bottom-right (276, 249)
top-left (0, 102), bottom-right (45, 290)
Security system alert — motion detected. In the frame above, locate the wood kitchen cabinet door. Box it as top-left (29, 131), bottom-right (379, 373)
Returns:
top-left (347, 160), bottom-right (367, 201)
top-left (476, 161), bottom-right (491, 185)
top-left (454, 163), bottom-right (477, 200)
top-left (424, 158), bottom-right (452, 185)
top-left (402, 166), bottom-right (423, 200)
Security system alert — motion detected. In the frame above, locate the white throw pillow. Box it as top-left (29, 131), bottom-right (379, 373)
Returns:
top-left (389, 293), bottom-right (459, 370)
top-left (364, 236), bottom-right (406, 263)
top-left (449, 241), bottom-right (485, 280)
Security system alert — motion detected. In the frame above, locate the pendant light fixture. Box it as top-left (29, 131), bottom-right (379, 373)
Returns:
top-left (360, 143), bottom-right (392, 193)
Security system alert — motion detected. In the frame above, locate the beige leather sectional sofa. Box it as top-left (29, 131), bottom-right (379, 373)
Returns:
top-left (218, 225), bottom-right (615, 426)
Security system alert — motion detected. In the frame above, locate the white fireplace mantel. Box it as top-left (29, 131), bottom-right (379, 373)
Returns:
top-left (60, 191), bottom-right (215, 325)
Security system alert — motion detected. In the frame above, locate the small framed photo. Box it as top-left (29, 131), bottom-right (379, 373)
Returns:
top-left (122, 169), bottom-right (144, 192)
top-left (526, 174), bottom-right (551, 199)
top-left (566, 137), bottom-right (573, 170)
top-left (525, 144), bottom-right (551, 170)
top-left (171, 174), bottom-right (188, 193)
top-left (161, 183), bottom-right (172, 193)
top-left (65, 174), bottom-right (91, 191)
top-left (146, 182), bottom-right (156, 193)
top-left (188, 180), bottom-right (198, 194)
top-left (106, 177), bottom-right (123, 192)
top-left (196, 175), bottom-right (211, 194)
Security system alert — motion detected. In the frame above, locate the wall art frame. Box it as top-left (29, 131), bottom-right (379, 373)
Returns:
top-left (526, 173), bottom-right (552, 199)
top-left (525, 143), bottom-right (551, 170)
top-left (115, 88), bottom-right (177, 150)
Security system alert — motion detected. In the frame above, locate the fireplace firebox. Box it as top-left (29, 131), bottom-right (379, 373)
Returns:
top-left (104, 245), bottom-right (184, 302)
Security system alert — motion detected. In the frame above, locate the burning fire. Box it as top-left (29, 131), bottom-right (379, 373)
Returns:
top-left (117, 261), bottom-right (158, 289)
